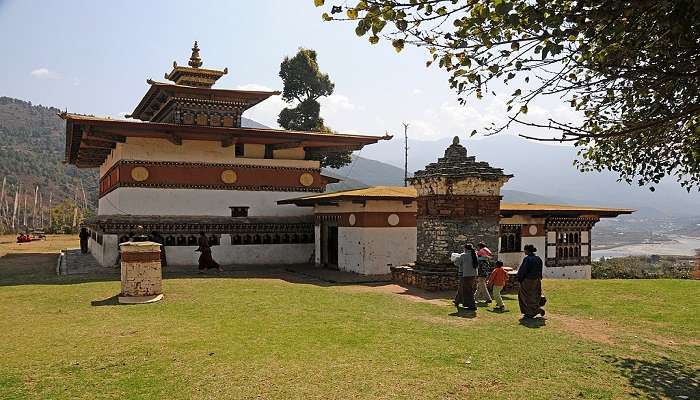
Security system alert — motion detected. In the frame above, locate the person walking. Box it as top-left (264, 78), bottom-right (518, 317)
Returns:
top-left (517, 244), bottom-right (545, 318)
top-left (453, 243), bottom-right (479, 311)
top-left (196, 232), bottom-right (223, 273)
top-left (488, 261), bottom-right (508, 311)
top-left (474, 242), bottom-right (493, 304)
top-left (78, 227), bottom-right (90, 254)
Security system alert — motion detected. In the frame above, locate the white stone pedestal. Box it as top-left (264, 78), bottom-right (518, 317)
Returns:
top-left (118, 241), bottom-right (163, 304)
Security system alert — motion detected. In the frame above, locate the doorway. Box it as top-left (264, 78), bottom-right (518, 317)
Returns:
top-left (321, 222), bottom-right (339, 269)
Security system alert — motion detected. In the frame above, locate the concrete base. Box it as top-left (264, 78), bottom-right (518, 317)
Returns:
top-left (118, 294), bottom-right (164, 304)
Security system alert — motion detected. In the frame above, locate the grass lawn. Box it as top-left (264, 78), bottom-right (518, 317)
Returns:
top-left (0, 237), bottom-right (698, 399)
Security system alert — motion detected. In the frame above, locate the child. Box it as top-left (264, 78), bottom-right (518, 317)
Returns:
top-left (488, 261), bottom-right (508, 311)
top-left (474, 242), bottom-right (494, 303)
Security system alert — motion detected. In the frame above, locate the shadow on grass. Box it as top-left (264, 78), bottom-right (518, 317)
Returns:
top-left (91, 295), bottom-right (121, 307)
top-left (603, 355), bottom-right (700, 399)
top-left (449, 308), bottom-right (477, 319)
top-left (0, 257), bottom-right (509, 307)
top-left (519, 317), bottom-right (546, 328)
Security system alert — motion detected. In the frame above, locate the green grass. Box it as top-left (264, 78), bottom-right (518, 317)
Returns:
top-left (0, 274), bottom-right (698, 399)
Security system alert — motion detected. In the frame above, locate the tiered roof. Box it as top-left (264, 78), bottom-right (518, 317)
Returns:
top-left (409, 136), bottom-right (512, 181)
top-left (61, 42), bottom-right (390, 168)
top-left (127, 80), bottom-right (278, 122)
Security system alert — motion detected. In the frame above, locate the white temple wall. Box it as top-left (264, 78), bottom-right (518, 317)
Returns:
top-left (88, 234), bottom-right (311, 268)
top-left (543, 264), bottom-right (591, 279)
top-left (163, 239), bottom-right (313, 267)
top-left (88, 234), bottom-right (119, 267)
top-left (99, 188), bottom-right (314, 216)
top-left (337, 227), bottom-right (416, 275)
top-left (499, 252), bottom-right (524, 268)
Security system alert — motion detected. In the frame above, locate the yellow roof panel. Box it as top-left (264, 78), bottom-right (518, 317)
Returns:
top-left (279, 186), bottom-right (635, 217)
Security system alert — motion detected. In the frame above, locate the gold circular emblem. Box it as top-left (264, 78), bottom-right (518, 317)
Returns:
top-left (221, 169), bottom-right (238, 184)
top-left (387, 214), bottom-right (400, 226)
top-left (130, 166), bottom-right (149, 182)
top-left (348, 214), bottom-right (356, 226)
top-left (299, 172), bottom-right (314, 187)
top-left (528, 224), bottom-right (538, 235)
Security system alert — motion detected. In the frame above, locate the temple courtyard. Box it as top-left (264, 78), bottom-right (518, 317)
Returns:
top-left (0, 235), bottom-right (697, 399)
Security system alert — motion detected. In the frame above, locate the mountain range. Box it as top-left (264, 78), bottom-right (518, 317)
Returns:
top-left (328, 135), bottom-right (700, 217)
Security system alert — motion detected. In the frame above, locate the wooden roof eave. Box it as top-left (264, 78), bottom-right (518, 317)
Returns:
top-left (128, 81), bottom-right (281, 120)
top-left (63, 115), bottom-right (387, 167)
top-left (67, 117), bottom-right (384, 144)
top-left (499, 209), bottom-right (635, 218)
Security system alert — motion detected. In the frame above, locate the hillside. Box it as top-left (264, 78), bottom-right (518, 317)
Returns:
top-left (0, 97), bottom-right (274, 214)
top-left (0, 97), bottom-right (97, 210)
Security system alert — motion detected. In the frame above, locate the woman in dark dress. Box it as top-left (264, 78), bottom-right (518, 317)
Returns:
top-left (517, 244), bottom-right (545, 318)
top-left (196, 232), bottom-right (223, 272)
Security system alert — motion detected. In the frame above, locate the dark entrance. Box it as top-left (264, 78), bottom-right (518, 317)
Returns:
top-left (321, 222), bottom-right (339, 269)
top-left (327, 225), bottom-right (339, 268)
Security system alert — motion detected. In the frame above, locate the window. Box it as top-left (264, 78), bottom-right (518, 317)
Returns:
top-left (235, 143), bottom-right (244, 157)
top-left (264, 144), bottom-right (274, 159)
top-left (500, 224), bottom-right (522, 253)
top-left (230, 206), bottom-right (249, 218)
top-left (552, 230), bottom-right (587, 266)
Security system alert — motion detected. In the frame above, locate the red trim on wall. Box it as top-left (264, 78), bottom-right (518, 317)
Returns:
top-left (416, 195), bottom-right (501, 217)
top-left (99, 160), bottom-right (324, 197)
top-left (521, 224), bottom-right (546, 237)
top-left (315, 212), bottom-right (416, 228)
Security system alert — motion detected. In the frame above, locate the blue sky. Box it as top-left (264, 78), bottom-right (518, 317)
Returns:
top-left (0, 0), bottom-right (576, 141)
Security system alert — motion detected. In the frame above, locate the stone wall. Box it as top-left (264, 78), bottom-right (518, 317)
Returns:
top-left (416, 216), bottom-right (500, 267)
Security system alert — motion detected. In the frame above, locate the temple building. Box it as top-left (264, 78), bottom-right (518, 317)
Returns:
top-left (63, 43), bottom-right (633, 280)
top-left (281, 137), bottom-right (634, 284)
top-left (62, 43), bottom-right (388, 267)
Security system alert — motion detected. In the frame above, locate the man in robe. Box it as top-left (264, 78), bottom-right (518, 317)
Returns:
top-left (453, 243), bottom-right (479, 311)
top-left (196, 232), bottom-right (223, 272)
top-left (78, 227), bottom-right (90, 254)
top-left (517, 244), bottom-right (545, 318)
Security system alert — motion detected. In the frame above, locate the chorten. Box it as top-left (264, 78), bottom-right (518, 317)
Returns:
top-left (398, 136), bottom-right (512, 290)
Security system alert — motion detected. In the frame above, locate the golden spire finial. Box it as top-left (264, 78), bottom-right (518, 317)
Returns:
top-left (188, 41), bottom-right (203, 68)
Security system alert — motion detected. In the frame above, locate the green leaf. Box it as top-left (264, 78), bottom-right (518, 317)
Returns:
top-left (314, 0), bottom-right (324, 6)
top-left (347, 9), bottom-right (358, 19)
top-left (369, 35), bottom-right (379, 44)
top-left (519, 105), bottom-right (528, 114)
top-left (321, 13), bottom-right (332, 21)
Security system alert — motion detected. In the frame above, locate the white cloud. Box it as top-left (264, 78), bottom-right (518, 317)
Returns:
top-left (319, 94), bottom-right (362, 124)
top-left (30, 68), bottom-right (59, 79)
top-left (412, 89), bottom-right (423, 95)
